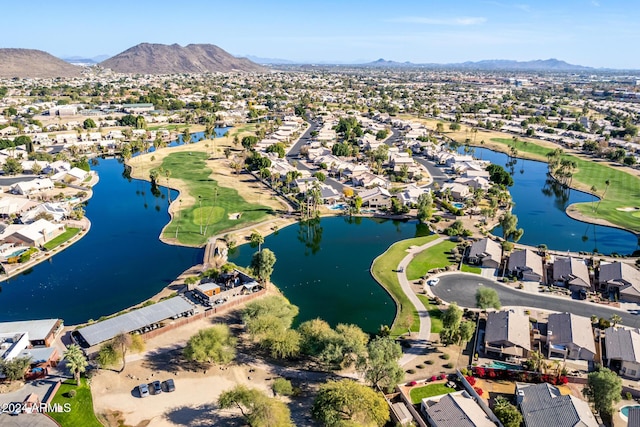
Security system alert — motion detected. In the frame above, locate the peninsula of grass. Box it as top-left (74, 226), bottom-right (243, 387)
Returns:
top-left (417, 295), bottom-right (443, 333)
top-left (49, 378), bottom-right (103, 427)
top-left (487, 137), bottom-right (640, 234)
top-left (371, 234), bottom-right (440, 336)
top-left (409, 383), bottom-right (455, 404)
top-left (43, 227), bottom-right (81, 251)
top-left (406, 240), bottom-right (457, 280)
top-left (158, 151), bottom-right (273, 246)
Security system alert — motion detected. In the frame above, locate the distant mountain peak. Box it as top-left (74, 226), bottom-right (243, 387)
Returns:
top-left (100, 43), bottom-right (264, 74)
top-left (0, 48), bottom-right (82, 78)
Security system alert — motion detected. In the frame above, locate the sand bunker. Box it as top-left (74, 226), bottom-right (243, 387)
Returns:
top-left (616, 207), bottom-right (640, 212)
top-left (228, 212), bottom-right (242, 220)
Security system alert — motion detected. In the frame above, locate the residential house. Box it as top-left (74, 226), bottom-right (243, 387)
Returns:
top-left (516, 382), bottom-right (598, 427)
top-left (484, 310), bottom-right (531, 358)
top-left (350, 171), bottom-right (389, 189)
top-left (20, 202), bottom-right (68, 224)
top-left (4, 219), bottom-right (65, 247)
top-left (468, 238), bottom-right (502, 269)
top-left (421, 391), bottom-right (496, 427)
top-left (508, 249), bottom-right (544, 282)
top-left (9, 178), bottom-right (54, 196)
top-left (397, 184), bottom-right (430, 206)
top-left (552, 257), bottom-right (591, 291)
top-left (0, 197), bottom-right (37, 218)
top-left (294, 177), bottom-right (319, 193)
top-left (546, 313), bottom-right (596, 361)
top-left (319, 185), bottom-right (341, 204)
top-left (599, 261), bottom-right (640, 303)
top-left (604, 327), bottom-right (640, 379)
top-left (358, 187), bottom-right (392, 209)
top-left (440, 183), bottom-right (470, 201)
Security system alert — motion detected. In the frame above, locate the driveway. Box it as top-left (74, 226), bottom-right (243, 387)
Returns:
top-left (431, 273), bottom-right (640, 328)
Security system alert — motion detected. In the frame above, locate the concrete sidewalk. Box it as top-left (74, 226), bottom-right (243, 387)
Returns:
top-left (397, 237), bottom-right (445, 365)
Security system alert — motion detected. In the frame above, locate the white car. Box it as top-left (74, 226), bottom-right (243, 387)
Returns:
top-left (427, 278), bottom-right (440, 286)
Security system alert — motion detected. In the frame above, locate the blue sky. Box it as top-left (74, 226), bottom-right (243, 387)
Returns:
top-left (4, 0), bottom-right (639, 68)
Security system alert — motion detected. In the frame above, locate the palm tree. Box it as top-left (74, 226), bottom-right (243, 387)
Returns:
top-left (527, 350), bottom-right (545, 373)
top-left (182, 127), bottom-right (192, 145)
top-left (63, 344), bottom-right (88, 385)
top-left (590, 185), bottom-right (598, 211)
top-left (113, 332), bottom-right (132, 373)
top-left (610, 314), bottom-right (622, 327)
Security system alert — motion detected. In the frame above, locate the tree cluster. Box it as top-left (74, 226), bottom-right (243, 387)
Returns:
top-left (440, 302), bottom-right (475, 346)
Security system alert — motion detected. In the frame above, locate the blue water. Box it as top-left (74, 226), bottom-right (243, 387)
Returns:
top-left (487, 360), bottom-right (523, 371)
top-left (469, 147), bottom-right (638, 255)
top-left (229, 217), bottom-right (432, 333)
top-left (621, 405), bottom-right (640, 417)
top-left (0, 158), bottom-right (202, 324)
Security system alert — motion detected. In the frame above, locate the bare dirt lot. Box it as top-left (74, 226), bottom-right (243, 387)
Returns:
top-left (92, 310), bottom-right (321, 427)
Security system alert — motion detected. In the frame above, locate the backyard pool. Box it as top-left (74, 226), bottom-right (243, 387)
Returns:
top-left (328, 203), bottom-right (346, 210)
top-left (452, 202), bottom-right (465, 209)
top-left (487, 361), bottom-right (523, 371)
top-left (621, 405), bottom-right (640, 420)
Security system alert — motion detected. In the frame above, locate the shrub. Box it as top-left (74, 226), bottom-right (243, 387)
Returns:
top-left (425, 360), bottom-right (434, 365)
top-left (460, 368), bottom-right (469, 376)
top-left (466, 376), bottom-right (477, 386)
top-left (474, 387), bottom-right (483, 396)
top-left (416, 364), bottom-right (425, 369)
top-left (409, 381), bottom-right (418, 386)
top-left (444, 363), bottom-right (454, 369)
top-left (439, 374), bottom-right (447, 380)
top-left (67, 389), bottom-right (77, 398)
top-left (627, 392), bottom-right (633, 400)
top-left (441, 354), bottom-right (451, 360)
top-left (407, 369), bottom-right (415, 374)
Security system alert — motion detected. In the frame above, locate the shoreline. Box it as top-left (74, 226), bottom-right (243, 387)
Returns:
top-left (461, 136), bottom-right (640, 239)
top-left (0, 173), bottom-right (99, 283)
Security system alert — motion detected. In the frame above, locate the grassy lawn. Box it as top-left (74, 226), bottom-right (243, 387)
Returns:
top-left (409, 383), bottom-right (455, 404)
top-left (43, 227), bottom-right (81, 251)
top-left (461, 263), bottom-right (481, 274)
top-left (158, 152), bottom-right (274, 246)
top-left (406, 240), bottom-right (457, 280)
top-left (490, 138), bottom-right (640, 233)
top-left (371, 234), bottom-right (440, 336)
top-left (49, 378), bottom-right (103, 427)
top-left (147, 124), bottom-right (188, 131)
top-left (417, 295), bottom-right (443, 333)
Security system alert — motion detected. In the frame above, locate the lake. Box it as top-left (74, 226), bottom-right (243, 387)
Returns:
top-left (469, 147), bottom-right (638, 255)
top-left (229, 217), bottom-right (431, 333)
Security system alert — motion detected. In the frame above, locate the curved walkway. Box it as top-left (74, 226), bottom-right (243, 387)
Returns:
top-left (398, 237), bottom-right (445, 365)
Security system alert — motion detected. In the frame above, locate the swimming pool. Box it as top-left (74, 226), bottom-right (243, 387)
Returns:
top-left (452, 202), bottom-right (465, 209)
top-left (621, 405), bottom-right (640, 420)
top-left (487, 361), bottom-right (523, 371)
top-left (328, 203), bottom-right (346, 210)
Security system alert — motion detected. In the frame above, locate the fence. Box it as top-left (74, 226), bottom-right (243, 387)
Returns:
top-left (139, 289), bottom-right (267, 341)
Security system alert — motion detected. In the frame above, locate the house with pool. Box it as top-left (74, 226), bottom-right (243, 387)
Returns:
top-left (484, 310), bottom-right (531, 359)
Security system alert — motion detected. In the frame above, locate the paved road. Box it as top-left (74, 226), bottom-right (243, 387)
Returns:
top-left (285, 117), bottom-right (346, 194)
top-left (397, 238), bottom-right (445, 365)
top-left (431, 273), bottom-right (640, 328)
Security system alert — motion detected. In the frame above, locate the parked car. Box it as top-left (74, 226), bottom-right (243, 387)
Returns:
top-left (427, 278), bottom-right (440, 286)
top-left (149, 380), bottom-right (162, 395)
top-left (162, 378), bottom-right (176, 392)
top-left (138, 383), bottom-right (150, 398)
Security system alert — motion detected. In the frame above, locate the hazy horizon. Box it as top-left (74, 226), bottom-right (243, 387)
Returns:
top-left (4, 0), bottom-right (639, 69)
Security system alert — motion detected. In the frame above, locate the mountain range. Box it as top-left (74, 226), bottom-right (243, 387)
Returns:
top-left (0, 43), bottom-right (606, 78)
